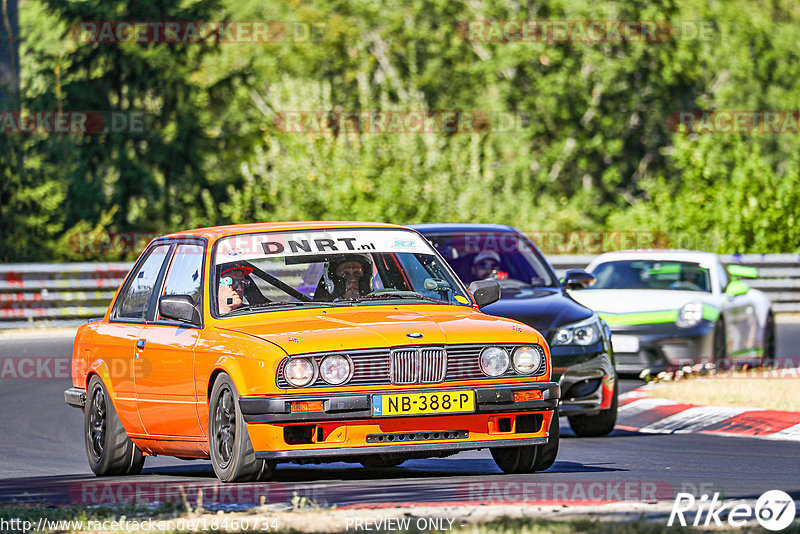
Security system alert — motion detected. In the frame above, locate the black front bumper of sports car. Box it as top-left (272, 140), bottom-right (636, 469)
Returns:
top-left (609, 321), bottom-right (716, 375)
top-left (549, 340), bottom-right (616, 418)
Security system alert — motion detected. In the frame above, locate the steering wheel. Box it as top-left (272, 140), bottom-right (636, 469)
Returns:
top-left (669, 281), bottom-right (702, 291)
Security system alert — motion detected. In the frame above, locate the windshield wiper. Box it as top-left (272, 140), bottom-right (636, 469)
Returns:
top-left (226, 301), bottom-right (329, 315)
top-left (348, 292), bottom-right (451, 304)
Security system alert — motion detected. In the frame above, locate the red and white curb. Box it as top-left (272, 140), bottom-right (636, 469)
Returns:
top-left (617, 389), bottom-right (800, 441)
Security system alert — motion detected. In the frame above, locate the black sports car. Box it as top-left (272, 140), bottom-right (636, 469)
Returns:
top-left (413, 224), bottom-right (617, 437)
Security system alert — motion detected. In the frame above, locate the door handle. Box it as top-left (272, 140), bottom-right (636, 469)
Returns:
top-left (136, 339), bottom-right (146, 350)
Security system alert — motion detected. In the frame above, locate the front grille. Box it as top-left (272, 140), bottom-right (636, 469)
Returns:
top-left (390, 348), bottom-right (447, 384)
top-left (420, 347), bottom-right (447, 383)
top-left (276, 344), bottom-right (546, 388)
top-left (366, 430), bottom-right (468, 443)
top-left (390, 349), bottom-right (418, 384)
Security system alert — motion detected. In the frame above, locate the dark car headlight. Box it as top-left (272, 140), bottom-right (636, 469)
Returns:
top-left (552, 314), bottom-right (602, 346)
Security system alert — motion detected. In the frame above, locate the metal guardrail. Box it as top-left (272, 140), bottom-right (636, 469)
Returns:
top-left (0, 254), bottom-right (799, 329)
top-left (0, 263), bottom-right (131, 329)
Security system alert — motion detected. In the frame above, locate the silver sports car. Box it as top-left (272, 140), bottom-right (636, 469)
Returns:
top-left (570, 250), bottom-right (775, 375)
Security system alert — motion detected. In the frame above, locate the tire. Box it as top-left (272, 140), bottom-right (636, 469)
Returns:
top-left (85, 376), bottom-right (145, 476)
top-left (491, 409), bottom-right (559, 474)
top-left (762, 312), bottom-right (776, 368)
top-left (568, 381), bottom-right (618, 438)
top-left (531, 408), bottom-right (560, 471)
top-left (359, 454), bottom-right (407, 469)
top-left (712, 320), bottom-right (727, 369)
top-left (208, 373), bottom-right (274, 482)
top-left (491, 442), bottom-right (537, 474)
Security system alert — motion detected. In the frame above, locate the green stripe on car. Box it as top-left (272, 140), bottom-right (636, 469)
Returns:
top-left (599, 310), bottom-right (678, 326)
top-left (701, 304), bottom-right (720, 321)
top-left (600, 304), bottom-right (720, 326)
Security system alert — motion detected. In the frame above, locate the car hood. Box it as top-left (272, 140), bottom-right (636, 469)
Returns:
top-left (217, 306), bottom-right (542, 355)
top-left (569, 289), bottom-right (714, 314)
top-left (480, 287), bottom-right (592, 333)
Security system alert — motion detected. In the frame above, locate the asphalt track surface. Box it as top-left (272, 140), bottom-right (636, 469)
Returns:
top-left (1, 324), bottom-right (799, 508)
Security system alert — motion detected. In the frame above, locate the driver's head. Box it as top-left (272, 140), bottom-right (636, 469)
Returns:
top-left (471, 250), bottom-right (501, 280)
top-left (218, 265), bottom-right (253, 314)
top-left (325, 255), bottom-right (373, 300)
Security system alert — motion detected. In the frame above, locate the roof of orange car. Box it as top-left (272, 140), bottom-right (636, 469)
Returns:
top-left (161, 221), bottom-right (412, 241)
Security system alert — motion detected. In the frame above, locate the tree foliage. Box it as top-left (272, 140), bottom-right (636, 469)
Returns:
top-left (2, 0), bottom-right (800, 261)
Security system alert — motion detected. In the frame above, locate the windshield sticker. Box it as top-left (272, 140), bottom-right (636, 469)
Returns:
top-left (216, 230), bottom-right (432, 262)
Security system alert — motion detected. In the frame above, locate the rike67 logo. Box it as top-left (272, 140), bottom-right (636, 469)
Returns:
top-left (669, 490), bottom-right (796, 531)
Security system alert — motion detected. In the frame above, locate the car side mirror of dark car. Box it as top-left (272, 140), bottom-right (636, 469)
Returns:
top-left (563, 270), bottom-right (596, 290)
top-left (468, 280), bottom-right (501, 307)
top-left (159, 295), bottom-right (201, 325)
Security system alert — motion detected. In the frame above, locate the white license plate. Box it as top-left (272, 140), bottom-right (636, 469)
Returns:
top-left (612, 335), bottom-right (640, 354)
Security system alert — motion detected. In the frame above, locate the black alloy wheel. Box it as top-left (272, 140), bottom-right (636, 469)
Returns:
top-left (87, 385), bottom-right (107, 463)
top-left (214, 386), bottom-right (237, 468)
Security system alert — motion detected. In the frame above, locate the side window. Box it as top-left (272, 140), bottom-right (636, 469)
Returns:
top-left (114, 245), bottom-right (171, 320)
top-left (160, 244), bottom-right (205, 314)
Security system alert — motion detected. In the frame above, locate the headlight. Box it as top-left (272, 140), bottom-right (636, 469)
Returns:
top-left (480, 347), bottom-right (510, 376)
top-left (676, 302), bottom-right (703, 328)
top-left (513, 346), bottom-right (544, 374)
top-left (552, 314), bottom-right (601, 346)
top-left (319, 355), bottom-right (352, 385)
top-left (284, 357), bottom-right (316, 387)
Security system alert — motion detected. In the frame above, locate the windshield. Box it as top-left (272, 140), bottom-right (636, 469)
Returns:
top-left (588, 260), bottom-right (711, 292)
top-left (422, 232), bottom-right (558, 288)
top-left (212, 229), bottom-right (472, 316)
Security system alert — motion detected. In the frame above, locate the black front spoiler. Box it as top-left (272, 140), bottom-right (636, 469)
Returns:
top-left (65, 387), bottom-right (86, 409)
top-left (254, 436), bottom-right (549, 460)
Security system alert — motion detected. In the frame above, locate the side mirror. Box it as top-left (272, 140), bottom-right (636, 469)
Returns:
top-left (726, 264), bottom-right (758, 279)
top-left (563, 269), bottom-right (596, 290)
top-left (424, 278), bottom-right (449, 291)
top-left (159, 295), bottom-right (201, 325)
top-left (725, 280), bottom-right (749, 297)
top-left (468, 279), bottom-right (501, 307)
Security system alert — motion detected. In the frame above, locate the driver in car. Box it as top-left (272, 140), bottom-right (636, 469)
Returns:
top-left (218, 265), bottom-right (259, 314)
top-left (669, 269), bottom-right (705, 291)
top-left (322, 254), bottom-right (374, 300)
top-left (471, 250), bottom-right (501, 281)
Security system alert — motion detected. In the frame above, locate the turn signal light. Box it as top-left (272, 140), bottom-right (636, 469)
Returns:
top-left (514, 390), bottom-right (543, 402)
top-left (290, 401), bottom-right (324, 413)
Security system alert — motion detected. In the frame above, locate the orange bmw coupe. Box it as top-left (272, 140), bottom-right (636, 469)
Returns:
top-left (65, 222), bottom-right (560, 482)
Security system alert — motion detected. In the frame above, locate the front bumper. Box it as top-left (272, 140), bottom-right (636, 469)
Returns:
top-left (610, 321), bottom-right (715, 374)
top-left (549, 342), bottom-right (616, 417)
top-left (239, 383), bottom-right (559, 460)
